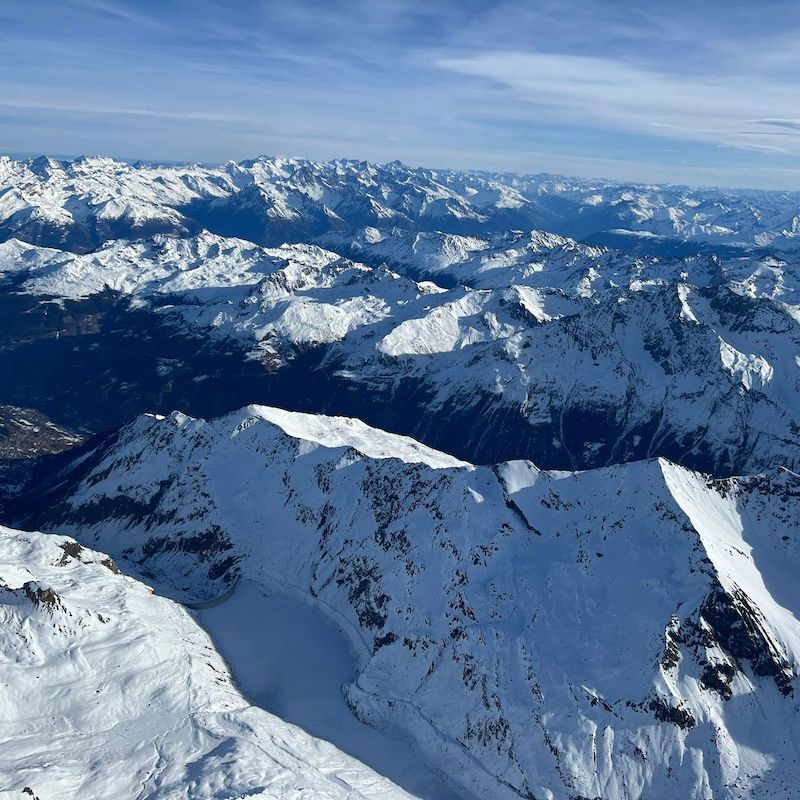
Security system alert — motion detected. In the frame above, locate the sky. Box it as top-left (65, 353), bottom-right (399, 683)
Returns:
top-left (3, 0), bottom-right (800, 188)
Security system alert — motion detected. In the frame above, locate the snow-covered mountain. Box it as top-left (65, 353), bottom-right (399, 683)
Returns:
top-left (8, 406), bottom-right (800, 800)
top-left (3, 155), bottom-right (800, 255)
top-left (2, 226), bottom-right (798, 475)
top-left (0, 233), bottom-right (434, 362)
top-left (0, 523), bottom-right (419, 800)
top-left (2, 153), bottom-right (800, 800)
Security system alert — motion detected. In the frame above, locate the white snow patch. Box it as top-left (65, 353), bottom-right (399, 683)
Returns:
top-left (245, 405), bottom-right (472, 469)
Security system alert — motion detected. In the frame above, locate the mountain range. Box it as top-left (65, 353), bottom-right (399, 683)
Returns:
top-left (3, 155), bottom-right (800, 256)
top-left (1, 154), bottom-right (799, 800)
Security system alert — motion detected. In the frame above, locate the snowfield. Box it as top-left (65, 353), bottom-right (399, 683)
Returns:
top-left (0, 525), bottom-right (420, 799)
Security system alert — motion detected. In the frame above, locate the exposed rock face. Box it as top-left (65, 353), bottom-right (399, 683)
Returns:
top-left (10, 407), bottom-right (800, 800)
top-left (0, 405), bottom-right (83, 459)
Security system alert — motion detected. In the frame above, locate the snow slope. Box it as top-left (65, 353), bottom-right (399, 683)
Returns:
top-left (12, 406), bottom-right (800, 800)
top-left (0, 524), bottom-right (420, 800)
top-left (244, 405), bottom-right (469, 468)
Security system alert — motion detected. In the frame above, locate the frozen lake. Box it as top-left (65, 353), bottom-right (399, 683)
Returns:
top-left (197, 579), bottom-right (462, 800)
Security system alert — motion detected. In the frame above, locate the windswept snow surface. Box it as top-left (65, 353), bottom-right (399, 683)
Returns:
top-left (0, 526), bottom-right (418, 800)
top-left (246, 405), bottom-right (469, 469)
top-left (14, 406), bottom-right (800, 800)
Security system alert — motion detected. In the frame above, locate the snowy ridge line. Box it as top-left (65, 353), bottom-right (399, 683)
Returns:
top-left (10, 403), bottom-right (800, 800)
top-left (3, 154), bottom-right (800, 256)
top-left (242, 405), bottom-right (472, 469)
top-left (148, 405), bottom-right (472, 470)
top-left (3, 224), bottom-right (798, 476)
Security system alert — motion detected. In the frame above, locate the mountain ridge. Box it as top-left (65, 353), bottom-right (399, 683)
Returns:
top-left (2, 225), bottom-right (798, 476)
top-left (3, 154), bottom-right (800, 256)
top-left (6, 404), bottom-right (800, 800)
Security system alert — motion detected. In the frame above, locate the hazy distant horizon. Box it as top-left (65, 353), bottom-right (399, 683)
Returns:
top-left (4, 1), bottom-right (800, 190)
top-left (6, 148), bottom-right (800, 195)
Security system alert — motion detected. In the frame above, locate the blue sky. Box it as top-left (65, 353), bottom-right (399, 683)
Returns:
top-left (3, 0), bottom-right (800, 188)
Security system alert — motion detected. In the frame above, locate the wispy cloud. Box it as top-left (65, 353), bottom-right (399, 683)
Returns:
top-left (0, 100), bottom-right (245, 123)
top-left (2, 0), bottom-right (800, 188)
top-left (435, 50), bottom-right (800, 157)
top-left (75, 0), bottom-right (167, 30)
top-left (755, 118), bottom-right (800, 131)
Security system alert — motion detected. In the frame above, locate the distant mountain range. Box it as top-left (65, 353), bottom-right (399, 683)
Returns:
top-left (2, 154), bottom-right (800, 256)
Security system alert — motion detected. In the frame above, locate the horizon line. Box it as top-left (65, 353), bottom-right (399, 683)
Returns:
top-left (3, 149), bottom-right (799, 196)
